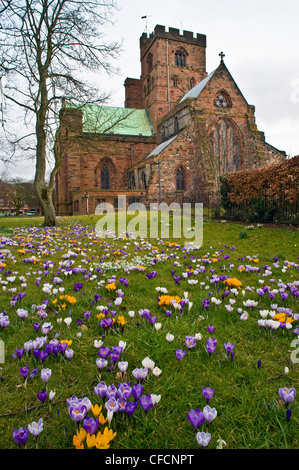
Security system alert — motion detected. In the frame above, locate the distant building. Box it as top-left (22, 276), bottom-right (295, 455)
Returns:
top-left (55, 25), bottom-right (286, 215)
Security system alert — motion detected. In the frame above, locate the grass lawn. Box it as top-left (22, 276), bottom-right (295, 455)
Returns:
top-left (0, 214), bottom-right (298, 450)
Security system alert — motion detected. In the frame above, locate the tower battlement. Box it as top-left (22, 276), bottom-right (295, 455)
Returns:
top-left (140, 24), bottom-right (206, 53)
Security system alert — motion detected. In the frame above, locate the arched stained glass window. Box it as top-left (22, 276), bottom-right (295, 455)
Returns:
top-left (101, 165), bottom-right (109, 189)
top-left (176, 166), bottom-right (185, 190)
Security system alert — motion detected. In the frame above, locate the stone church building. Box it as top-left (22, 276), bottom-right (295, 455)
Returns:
top-left (55, 24), bottom-right (286, 216)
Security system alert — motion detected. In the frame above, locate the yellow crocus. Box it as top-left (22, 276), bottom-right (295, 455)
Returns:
top-left (86, 433), bottom-right (97, 449)
top-left (91, 404), bottom-right (102, 418)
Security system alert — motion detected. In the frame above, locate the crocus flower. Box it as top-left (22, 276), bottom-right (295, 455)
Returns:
top-left (126, 401), bottom-right (138, 417)
top-left (187, 409), bottom-right (205, 430)
top-left (207, 325), bottom-right (215, 333)
top-left (13, 427), bottom-right (29, 447)
top-left (96, 358), bottom-right (108, 370)
top-left (132, 383), bottom-right (144, 401)
top-left (202, 387), bottom-right (214, 404)
top-left (19, 366), bottom-right (30, 379)
top-left (142, 357), bottom-right (155, 370)
top-left (65, 348), bottom-right (74, 360)
top-left (279, 387), bottom-right (296, 405)
top-left (105, 397), bottom-right (119, 414)
top-left (28, 418), bottom-right (43, 438)
top-left (185, 335), bottom-right (196, 349)
top-left (224, 342), bottom-right (235, 357)
top-left (152, 366), bottom-right (162, 377)
top-left (196, 431), bottom-right (211, 448)
top-left (41, 368), bottom-right (52, 384)
top-left (166, 333), bottom-right (174, 343)
top-left (202, 405), bottom-right (217, 426)
top-left (118, 361), bottom-right (128, 373)
top-left (139, 394), bottom-right (154, 411)
top-left (69, 401), bottom-right (88, 422)
top-left (176, 349), bottom-right (186, 362)
top-left (94, 382), bottom-right (107, 399)
top-left (83, 416), bottom-right (99, 435)
top-left (37, 389), bottom-right (48, 403)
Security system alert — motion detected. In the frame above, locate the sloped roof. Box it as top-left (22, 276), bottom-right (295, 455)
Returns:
top-left (65, 103), bottom-right (155, 137)
top-left (145, 134), bottom-right (179, 159)
top-left (179, 69), bottom-right (217, 103)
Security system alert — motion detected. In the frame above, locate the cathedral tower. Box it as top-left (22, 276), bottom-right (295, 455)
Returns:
top-left (124, 24), bottom-right (207, 131)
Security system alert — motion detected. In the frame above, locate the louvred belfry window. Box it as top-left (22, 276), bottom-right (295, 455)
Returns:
top-left (175, 50), bottom-right (186, 67)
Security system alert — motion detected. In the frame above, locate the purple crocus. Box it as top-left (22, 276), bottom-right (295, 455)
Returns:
top-left (185, 336), bottom-right (196, 349)
top-left (187, 409), bottom-right (205, 430)
top-left (131, 383), bottom-right (144, 401)
top-left (139, 394), bottom-right (154, 411)
top-left (126, 400), bottom-right (138, 417)
top-left (176, 349), bottom-right (186, 362)
top-left (279, 387), bottom-right (296, 405)
top-left (69, 401), bottom-right (88, 422)
top-left (37, 389), bottom-right (48, 403)
top-left (224, 342), bottom-right (235, 357)
top-left (202, 387), bottom-right (214, 404)
top-left (19, 366), bottom-right (30, 379)
top-left (83, 416), bottom-right (99, 435)
top-left (13, 427), bottom-right (29, 448)
top-left (94, 381), bottom-right (107, 399)
top-left (105, 397), bottom-right (119, 414)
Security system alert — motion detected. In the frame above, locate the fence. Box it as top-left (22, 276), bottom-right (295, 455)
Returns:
top-left (219, 185), bottom-right (299, 225)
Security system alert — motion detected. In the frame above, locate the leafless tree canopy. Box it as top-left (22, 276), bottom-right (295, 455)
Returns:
top-left (0, 0), bottom-right (121, 225)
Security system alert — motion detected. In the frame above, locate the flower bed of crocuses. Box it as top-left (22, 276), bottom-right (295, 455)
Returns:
top-left (0, 216), bottom-right (298, 450)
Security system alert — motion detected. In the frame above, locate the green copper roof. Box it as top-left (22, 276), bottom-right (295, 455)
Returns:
top-left (66, 103), bottom-right (155, 137)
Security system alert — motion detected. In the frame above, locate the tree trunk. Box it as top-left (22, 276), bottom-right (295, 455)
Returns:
top-left (34, 181), bottom-right (56, 227)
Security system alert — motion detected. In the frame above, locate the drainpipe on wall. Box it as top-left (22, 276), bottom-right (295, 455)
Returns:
top-left (166, 39), bottom-right (170, 112)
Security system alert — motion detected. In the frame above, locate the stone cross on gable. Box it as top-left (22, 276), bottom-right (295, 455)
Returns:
top-left (219, 51), bottom-right (225, 62)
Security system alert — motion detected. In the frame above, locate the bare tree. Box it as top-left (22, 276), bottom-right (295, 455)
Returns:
top-left (0, 0), bottom-right (121, 226)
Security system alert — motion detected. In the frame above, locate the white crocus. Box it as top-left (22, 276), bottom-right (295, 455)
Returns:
top-left (64, 317), bottom-right (72, 327)
top-left (166, 333), bottom-right (174, 343)
top-left (154, 322), bottom-right (162, 331)
top-left (142, 357), bottom-right (155, 370)
top-left (152, 367), bottom-right (162, 377)
top-left (119, 340), bottom-right (126, 351)
top-left (151, 394), bottom-right (161, 406)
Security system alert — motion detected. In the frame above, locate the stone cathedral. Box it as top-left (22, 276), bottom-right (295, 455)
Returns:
top-left (55, 24), bottom-right (286, 216)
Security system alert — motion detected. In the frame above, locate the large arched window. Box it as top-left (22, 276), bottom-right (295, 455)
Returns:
top-left (175, 50), bottom-right (186, 67)
top-left (101, 165), bottom-right (109, 189)
top-left (176, 166), bottom-right (185, 190)
top-left (212, 117), bottom-right (243, 174)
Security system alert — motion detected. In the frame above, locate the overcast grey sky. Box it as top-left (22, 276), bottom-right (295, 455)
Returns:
top-left (1, 0), bottom-right (299, 179)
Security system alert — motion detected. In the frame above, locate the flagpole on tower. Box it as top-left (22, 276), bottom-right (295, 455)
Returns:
top-left (141, 14), bottom-right (151, 34)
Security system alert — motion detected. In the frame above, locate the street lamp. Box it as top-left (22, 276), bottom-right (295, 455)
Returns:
top-left (85, 192), bottom-right (89, 215)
